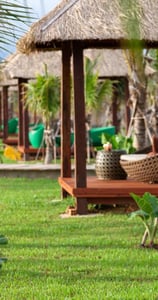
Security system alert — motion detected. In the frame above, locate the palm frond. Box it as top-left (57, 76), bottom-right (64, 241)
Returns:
top-left (0, 1), bottom-right (34, 56)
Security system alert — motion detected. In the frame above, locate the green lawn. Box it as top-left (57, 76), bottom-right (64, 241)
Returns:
top-left (0, 178), bottom-right (158, 299)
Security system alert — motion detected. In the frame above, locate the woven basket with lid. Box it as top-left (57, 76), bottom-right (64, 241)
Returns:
top-left (95, 149), bottom-right (127, 180)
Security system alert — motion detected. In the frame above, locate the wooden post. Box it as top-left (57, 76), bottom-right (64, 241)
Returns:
top-left (61, 42), bottom-right (72, 198)
top-left (18, 78), bottom-right (24, 147)
top-left (72, 41), bottom-right (88, 214)
top-left (111, 82), bottom-right (119, 133)
top-left (18, 78), bottom-right (30, 160)
top-left (2, 86), bottom-right (8, 141)
top-left (0, 90), bottom-right (2, 132)
top-left (22, 79), bottom-right (29, 161)
top-left (125, 78), bottom-right (130, 134)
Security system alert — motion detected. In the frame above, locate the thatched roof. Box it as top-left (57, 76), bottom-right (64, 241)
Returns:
top-left (2, 51), bottom-right (62, 80)
top-left (1, 48), bottom-right (156, 85)
top-left (17, 0), bottom-right (158, 54)
top-left (85, 49), bottom-right (128, 78)
top-left (3, 49), bottom-right (128, 80)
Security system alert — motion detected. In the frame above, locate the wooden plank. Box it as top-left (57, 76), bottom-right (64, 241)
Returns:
top-left (4, 137), bottom-right (18, 145)
top-left (59, 177), bottom-right (158, 198)
top-left (18, 145), bottom-right (45, 155)
top-left (59, 177), bottom-right (74, 195)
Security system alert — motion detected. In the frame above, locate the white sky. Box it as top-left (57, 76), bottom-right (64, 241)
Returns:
top-left (23, 0), bottom-right (61, 18)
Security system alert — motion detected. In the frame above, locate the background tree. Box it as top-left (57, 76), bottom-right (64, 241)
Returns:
top-left (119, 0), bottom-right (150, 150)
top-left (24, 64), bottom-right (60, 164)
top-left (84, 56), bottom-right (113, 118)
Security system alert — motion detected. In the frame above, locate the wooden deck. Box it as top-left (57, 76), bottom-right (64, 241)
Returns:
top-left (3, 136), bottom-right (18, 146)
top-left (59, 177), bottom-right (158, 214)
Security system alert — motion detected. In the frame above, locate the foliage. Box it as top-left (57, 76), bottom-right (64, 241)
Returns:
top-left (0, 235), bottom-right (8, 269)
top-left (24, 64), bottom-right (60, 127)
top-left (0, 140), bottom-right (21, 162)
top-left (101, 133), bottom-right (136, 153)
top-left (84, 57), bottom-right (113, 113)
top-left (130, 192), bottom-right (158, 247)
top-left (4, 145), bottom-right (21, 161)
top-left (24, 64), bottom-right (61, 164)
top-left (0, 0), bottom-right (33, 58)
top-left (1, 178), bottom-right (158, 298)
top-left (118, 0), bottom-right (148, 150)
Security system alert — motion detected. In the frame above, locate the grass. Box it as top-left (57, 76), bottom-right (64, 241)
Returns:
top-left (0, 178), bottom-right (158, 299)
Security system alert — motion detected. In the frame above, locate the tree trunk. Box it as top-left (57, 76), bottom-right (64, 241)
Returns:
top-left (44, 129), bottom-right (53, 164)
top-left (126, 50), bottom-right (149, 151)
top-left (131, 82), bottom-right (148, 150)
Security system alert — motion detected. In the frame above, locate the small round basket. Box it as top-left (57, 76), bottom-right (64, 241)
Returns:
top-left (95, 149), bottom-right (127, 180)
top-left (120, 154), bottom-right (158, 183)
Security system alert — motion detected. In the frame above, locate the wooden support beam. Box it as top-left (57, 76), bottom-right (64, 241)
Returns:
top-left (72, 41), bottom-right (88, 214)
top-left (61, 42), bottom-right (72, 198)
top-left (61, 42), bottom-right (72, 178)
top-left (23, 80), bottom-right (29, 161)
top-left (2, 86), bottom-right (8, 141)
top-left (112, 83), bottom-right (119, 133)
top-left (18, 78), bottom-right (30, 161)
top-left (18, 78), bottom-right (24, 147)
top-left (0, 91), bottom-right (2, 130)
top-left (125, 78), bottom-right (130, 134)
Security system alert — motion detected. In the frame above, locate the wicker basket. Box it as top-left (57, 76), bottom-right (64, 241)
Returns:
top-left (95, 150), bottom-right (127, 180)
top-left (120, 154), bottom-right (158, 183)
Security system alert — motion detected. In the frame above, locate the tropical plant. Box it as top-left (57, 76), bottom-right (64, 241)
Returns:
top-left (84, 56), bottom-right (113, 114)
top-left (0, 235), bottom-right (8, 269)
top-left (119, 0), bottom-right (149, 151)
top-left (101, 133), bottom-right (136, 154)
top-left (4, 145), bottom-right (21, 161)
top-left (24, 64), bottom-right (60, 164)
top-left (0, 0), bottom-right (33, 270)
top-left (130, 192), bottom-right (158, 248)
top-left (0, 0), bottom-right (33, 59)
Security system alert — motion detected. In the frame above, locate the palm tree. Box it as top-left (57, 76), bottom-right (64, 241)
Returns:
top-left (23, 64), bottom-right (60, 164)
top-left (123, 48), bottom-right (149, 149)
top-left (0, 0), bottom-right (33, 59)
top-left (84, 56), bottom-right (113, 118)
top-left (83, 56), bottom-right (113, 161)
top-left (120, 0), bottom-right (150, 150)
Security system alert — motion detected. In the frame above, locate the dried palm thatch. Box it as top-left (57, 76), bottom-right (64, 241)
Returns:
top-left (1, 51), bottom-right (62, 80)
top-left (17, 0), bottom-right (158, 54)
top-left (1, 48), bottom-right (155, 86)
top-left (1, 49), bottom-right (127, 82)
top-left (85, 49), bottom-right (128, 77)
top-left (0, 49), bottom-right (128, 87)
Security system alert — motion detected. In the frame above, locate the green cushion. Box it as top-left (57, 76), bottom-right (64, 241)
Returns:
top-left (55, 133), bottom-right (74, 147)
top-left (89, 126), bottom-right (115, 147)
top-left (7, 118), bottom-right (18, 134)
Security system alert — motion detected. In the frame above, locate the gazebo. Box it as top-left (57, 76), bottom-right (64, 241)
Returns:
top-left (1, 48), bottom-right (130, 159)
top-left (0, 51), bottom-right (61, 159)
top-left (17, 0), bottom-right (158, 214)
